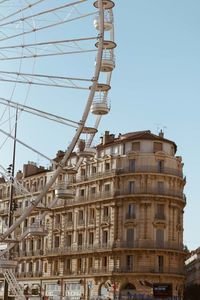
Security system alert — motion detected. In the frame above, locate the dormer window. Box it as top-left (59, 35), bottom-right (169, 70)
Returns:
top-left (154, 142), bottom-right (163, 152)
top-left (132, 142), bottom-right (140, 151)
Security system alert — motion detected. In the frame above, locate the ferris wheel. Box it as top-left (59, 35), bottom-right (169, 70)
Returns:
top-left (0, 0), bottom-right (116, 298)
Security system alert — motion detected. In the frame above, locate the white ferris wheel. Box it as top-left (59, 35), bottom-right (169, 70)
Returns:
top-left (0, 0), bottom-right (116, 298)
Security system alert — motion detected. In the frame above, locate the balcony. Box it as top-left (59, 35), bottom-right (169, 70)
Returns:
top-left (0, 208), bottom-right (9, 215)
top-left (45, 242), bottom-right (114, 256)
top-left (116, 188), bottom-right (185, 201)
top-left (114, 240), bottom-right (184, 251)
top-left (155, 213), bottom-right (166, 220)
top-left (113, 266), bottom-right (185, 276)
top-left (33, 249), bottom-right (44, 256)
top-left (118, 166), bottom-right (183, 178)
top-left (77, 219), bottom-right (85, 226)
top-left (57, 187), bottom-right (185, 207)
top-left (125, 213), bottom-right (136, 220)
top-left (76, 169), bottom-right (117, 182)
top-left (25, 225), bottom-right (48, 237)
top-left (0, 259), bottom-right (17, 268)
top-left (90, 267), bottom-right (112, 274)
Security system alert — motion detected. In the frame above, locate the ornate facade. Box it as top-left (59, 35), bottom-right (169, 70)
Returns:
top-left (0, 130), bottom-right (186, 300)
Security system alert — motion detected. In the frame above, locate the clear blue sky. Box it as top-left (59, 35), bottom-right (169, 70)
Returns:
top-left (0, 1), bottom-right (199, 250)
top-left (103, 0), bottom-right (200, 251)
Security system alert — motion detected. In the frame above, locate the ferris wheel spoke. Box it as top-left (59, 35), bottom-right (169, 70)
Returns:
top-left (0, 0), bottom-right (50, 23)
top-left (0, 0), bottom-right (87, 27)
top-left (0, 36), bottom-right (97, 50)
top-left (0, 48), bottom-right (97, 60)
top-left (0, 36), bottom-right (98, 61)
top-left (0, 127), bottom-right (57, 163)
top-left (0, 97), bottom-right (80, 127)
top-left (0, 11), bottom-right (96, 41)
top-left (0, 70), bottom-right (92, 82)
top-left (0, 75), bottom-right (91, 89)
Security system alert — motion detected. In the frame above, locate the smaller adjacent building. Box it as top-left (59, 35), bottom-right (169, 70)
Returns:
top-left (185, 248), bottom-right (200, 286)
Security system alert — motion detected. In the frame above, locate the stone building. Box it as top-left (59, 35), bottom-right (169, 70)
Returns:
top-left (0, 130), bottom-right (186, 299)
top-left (185, 247), bottom-right (200, 286)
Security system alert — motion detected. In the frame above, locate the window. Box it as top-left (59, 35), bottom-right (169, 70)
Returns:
top-left (123, 144), bottom-right (126, 154)
top-left (156, 229), bottom-right (164, 247)
top-left (127, 203), bottom-right (136, 219)
top-left (158, 181), bottom-right (164, 193)
top-left (29, 262), bottom-right (33, 272)
top-left (29, 240), bottom-right (34, 251)
top-left (89, 232), bottom-right (94, 245)
top-left (154, 142), bottom-right (163, 152)
top-left (78, 210), bottom-right (84, 221)
top-left (81, 169), bottom-right (86, 176)
top-left (156, 204), bottom-right (165, 220)
top-left (55, 214), bottom-right (61, 224)
top-left (89, 208), bottom-right (95, 221)
top-left (157, 255), bottom-right (164, 272)
top-left (102, 256), bottom-right (108, 268)
top-left (91, 186), bottom-right (96, 194)
top-left (64, 258), bottom-right (71, 272)
top-left (31, 217), bottom-right (35, 225)
top-left (77, 258), bottom-right (82, 271)
top-left (80, 189), bottom-right (85, 197)
top-left (44, 262), bottom-right (48, 273)
top-left (92, 166), bottom-right (97, 174)
top-left (132, 142), bottom-right (140, 151)
top-left (22, 241), bottom-right (26, 251)
top-left (129, 159), bottom-right (136, 172)
top-left (105, 162), bottom-right (110, 171)
top-left (67, 212), bottom-right (73, 222)
top-left (66, 234), bottom-right (72, 247)
top-left (158, 160), bottom-right (164, 172)
top-left (88, 257), bottom-right (93, 269)
top-left (78, 233), bottom-right (83, 246)
top-left (103, 206), bottom-right (109, 217)
top-left (128, 181), bottom-right (135, 194)
top-left (53, 260), bottom-right (59, 275)
top-left (102, 230), bottom-right (108, 245)
top-left (104, 184), bottom-right (110, 192)
top-left (112, 145), bottom-right (119, 155)
top-left (126, 255), bottom-right (133, 270)
top-left (37, 239), bottom-right (41, 249)
top-left (54, 236), bottom-right (60, 248)
top-left (21, 262), bottom-right (25, 272)
top-left (126, 228), bottom-right (134, 247)
top-left (36, 260), bottom-right (40, 272)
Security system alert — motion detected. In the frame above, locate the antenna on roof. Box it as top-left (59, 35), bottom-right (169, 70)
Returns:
top-left (155, 124), bottom-right (167, 134)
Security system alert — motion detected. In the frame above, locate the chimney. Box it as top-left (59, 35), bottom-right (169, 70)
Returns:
top-left (159, 130), bottom-right (164, 138)
top-left (23, 162), bottom-right (45, 177)
top-left (102, 131), bottom-right (115, 145)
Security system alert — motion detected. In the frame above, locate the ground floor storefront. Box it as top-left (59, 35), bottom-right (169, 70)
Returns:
top-left (16, 276), bottom-right (183, 300)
